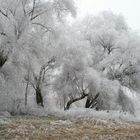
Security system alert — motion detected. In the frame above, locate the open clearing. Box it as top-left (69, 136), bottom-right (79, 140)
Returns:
top-left (0, 115), bottom-right (140, 140)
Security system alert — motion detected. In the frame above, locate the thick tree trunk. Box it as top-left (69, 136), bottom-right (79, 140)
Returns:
top-left (36, 86), bottom-right (44, 107)
top-left (64, 94), bottom-right (88, 110)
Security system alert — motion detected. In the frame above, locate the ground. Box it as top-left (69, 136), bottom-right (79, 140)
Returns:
top-left (0, 114), bottom-right (140, 140)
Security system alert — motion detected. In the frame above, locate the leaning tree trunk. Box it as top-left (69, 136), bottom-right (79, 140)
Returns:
top-left (85, 93), bottom-right (100, 109)
top-left (64, 100), bottom-right (73, 110)
top-left (64, 94), bottom-right (88, 110)
top-left (0, 50), bottom-right (8, 67)
top-left (36, 86), bottom-right (44, 107)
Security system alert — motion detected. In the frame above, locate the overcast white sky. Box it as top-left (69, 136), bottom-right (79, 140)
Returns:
top-left (75, 0), bottom-right (140, 32)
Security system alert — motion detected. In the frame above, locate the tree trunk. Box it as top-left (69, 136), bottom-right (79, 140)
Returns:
top-left (64, 100), bottom-right (73, 110)
top-left (0, 51), bottom-right (8, 67)
top-left (25, 80), bottom-right (29, 106)
top-left (85, 93), bottom-right (100, 108)
top-left (85, 96), bottom-right (92, 108)
top-left (36, 86), bottom-right (44, 107)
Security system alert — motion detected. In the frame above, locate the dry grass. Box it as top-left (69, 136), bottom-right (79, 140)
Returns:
top-left (0, 115), bottom-right (140, 140)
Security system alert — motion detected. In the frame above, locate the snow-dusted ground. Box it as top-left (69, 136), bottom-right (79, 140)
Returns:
top-left (55, 109), bottom-right (136, 121)
top-left (0, 100), bottom-right (140, 140)
top-left (0, 113), bottom-right (140, 140)
top-left (0, 87), bottom-right (140, 139)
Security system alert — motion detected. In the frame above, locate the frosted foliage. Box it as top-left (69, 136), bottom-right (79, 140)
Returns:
top-left (101, 11), bottom-right (128, 31)
top-left (97, 79), bottom-right (120, 110)
top-left (0, 0), bottom-right (139, 118)
top-left (85, 68), bottom-right (100, 97)
top-left (62, 0), bottom-right (76, 17)
top-left (118, 88), bottom-right (135, 114)
top-left (0, 0), bottom-right (76, 113)
top-left (80, 11), bottom-right (140, 91)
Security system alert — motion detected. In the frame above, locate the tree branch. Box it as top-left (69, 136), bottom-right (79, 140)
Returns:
top-left (30, 9), bottom-right (48, 21)
top-left (32, 22), bottom-right (52, 32)
top-left (0, 10), bottom-right (8, 18)
top-left (31, 0), bottom-right (36, 19)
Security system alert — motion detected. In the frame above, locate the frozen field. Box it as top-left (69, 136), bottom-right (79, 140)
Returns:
top-left (0, 110), bottom-right (140, 140)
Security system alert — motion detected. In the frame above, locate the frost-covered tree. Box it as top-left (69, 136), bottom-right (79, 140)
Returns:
top-left (78, 11), bottom-right (140, 91)
top-left (54, 46), bottom-right (89, 110)
top-left (0, 0), bottom-right (138, 116)
top-left (24, 57), bottom-right (55, 107)
top-left (53, 11), bottom-right (136, 113)
top-left (0, 0), bottom-right (76, 65)
top-left (0, 0), bottom-right (76, 112)
top-left (54, 46), bottom-right (134, 113)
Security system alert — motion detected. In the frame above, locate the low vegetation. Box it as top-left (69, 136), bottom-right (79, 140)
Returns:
top-left (0, 115), bottom-right (140, 140)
